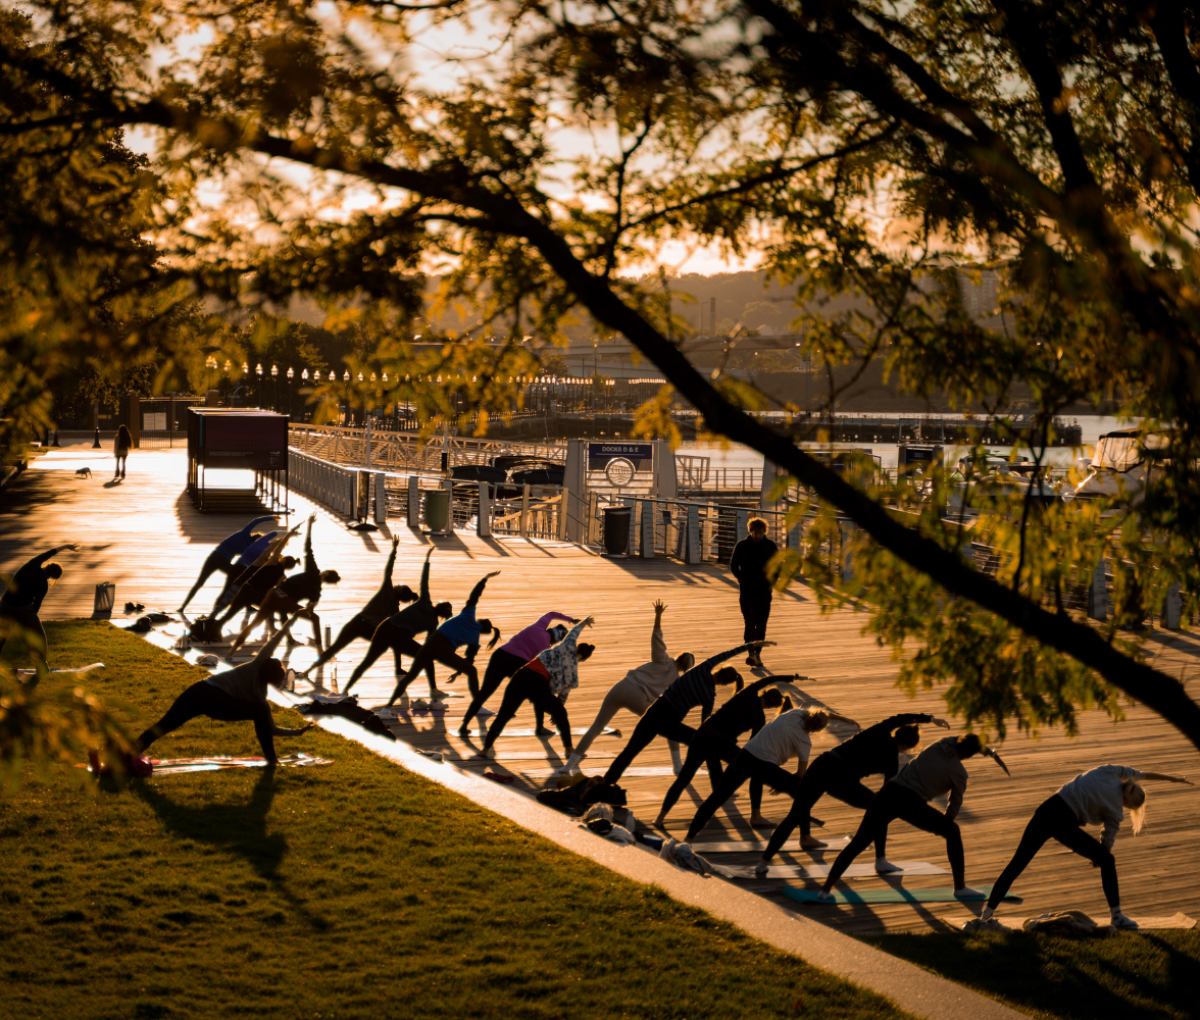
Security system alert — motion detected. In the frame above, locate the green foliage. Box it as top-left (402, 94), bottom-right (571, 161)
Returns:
top-left (6, 0), bottom-right (1200, 746)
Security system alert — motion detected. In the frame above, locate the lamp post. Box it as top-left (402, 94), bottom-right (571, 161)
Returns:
top-left (256, 363), bottom-right (263, 408)
top-left (286, 366), bottom-right (293, 417)
top-left (241, 363), bottom-right (249, 407)
top-left (271, 364), bottom-right (278, 411)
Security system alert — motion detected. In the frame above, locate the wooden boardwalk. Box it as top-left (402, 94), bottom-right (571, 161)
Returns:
top-left (3, 444), bottom-right (1199, 935)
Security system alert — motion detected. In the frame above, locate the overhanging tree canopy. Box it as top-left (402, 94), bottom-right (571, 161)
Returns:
top-left (5, 0), bottom-right (1200, 750)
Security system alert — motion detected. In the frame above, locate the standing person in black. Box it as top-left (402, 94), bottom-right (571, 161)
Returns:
top-left (730, 517), bottom-right (777, 668)
top-left (655, 675), bottom-right (793, 827)
top-left (755, 711), bottom-right (950, 875)
top-left (0, 544), bottom-right (79, 678)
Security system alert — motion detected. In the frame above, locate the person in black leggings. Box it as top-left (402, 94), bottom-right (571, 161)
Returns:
top-left (179, 516), bottom-right (276, 613)
top-left (656, 676), bottom-right (791, 827)
top-left (341, 549), bottom-right (452, 696)
top-left (301, 536), bottom-right (413, 676)
top-left (0, 543), bottom-right (78, 678)
top-left (476, 618), bottom-right (596, 758)
top-left (755, 711), bottom-right (949, 875)
top-left (979, 764), bottom-right (1192, 928)
top-left (134, 613), bottom-right (313, 763)
top-left (816, 734), bottom-right (1002, 900)
top-left (459, 611), bottom-right (574, 735)
top-left (603, 640), bottom-right (771, 784)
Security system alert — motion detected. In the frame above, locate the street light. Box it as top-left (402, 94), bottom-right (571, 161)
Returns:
top-left (286, 366), bottom-right (294, 416)
top-left (271, 364), bottom-right (278, 410)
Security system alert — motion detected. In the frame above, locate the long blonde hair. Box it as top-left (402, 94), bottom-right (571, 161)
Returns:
top-left (1123, 780), bottom-right (1147, 835)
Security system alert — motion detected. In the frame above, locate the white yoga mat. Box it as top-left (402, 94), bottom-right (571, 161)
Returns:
top-left (17, 662), bottom-right (104, 675)
top-left (689, 836), bottom-right (852, 854)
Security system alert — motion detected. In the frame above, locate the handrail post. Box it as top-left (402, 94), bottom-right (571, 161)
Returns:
top-left (519, 483), bottom-right (530, 537)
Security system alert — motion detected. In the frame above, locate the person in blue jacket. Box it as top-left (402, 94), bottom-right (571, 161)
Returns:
top-left (179, 515), bottom-right (277, 612)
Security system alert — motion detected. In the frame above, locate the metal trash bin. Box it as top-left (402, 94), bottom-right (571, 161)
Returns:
top-left (602, 506), bottom-right (632, 556)
top-left (94, 582), bottom-right (116, 615)
top-left (424, 488), bottom-right (451, 533)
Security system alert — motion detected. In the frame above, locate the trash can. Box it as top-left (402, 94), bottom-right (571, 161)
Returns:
top-left (424, 488), bottom-right (451, 533)
top-left (602, 506), bottom-right (632, 556)
top-left (93, 582), bottom-right (116, 616)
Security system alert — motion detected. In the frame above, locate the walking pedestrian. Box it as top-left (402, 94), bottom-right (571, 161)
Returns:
top-left (114, 424), bottom-right (132, 480)
top-left (730, 517), bottom-right (777, 667)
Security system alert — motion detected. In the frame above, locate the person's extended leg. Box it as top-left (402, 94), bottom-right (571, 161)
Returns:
top-left (894, 795), bottom-right (968, 891)
top-left (822, 783), bottom-right (907, 890)
top-left (480, 671), bottom-right (536, 751)
top-left (985, 797), bottom-right (1057, 911)
top-left (461, 649), bottom-right (524, 732)
top-left (574, 679), bottom-right (644, 759)
top-left (658, 735), bottom-right (713, 823)
top-left (435, 650), bottom-right (477, 697)
top-left (134, 682), bottom-right (214, 752)
top-left (180, 553), bottom-right (232, 613)
top-left (305, 615), bottom-right (372, 675)
top-left (603, 707), bottom-right (669, 784)
top-left (525, 678), bottom-right (572, 754)
top-left (389, 635), bottom-right (447, 704)
top-left (344, 621), bottom-right (396, 692)
top-left (685, 752), bottom-right (758, 842)
top-left (1055, 823), bottom-right (1120, 909)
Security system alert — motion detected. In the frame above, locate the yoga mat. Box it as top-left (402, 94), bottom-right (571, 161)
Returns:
top-left (467, 727), bottom-right (621, 738)
top-left (716, 861), bottom-right (948, 881)
top-left (784, 885), bottom-right (1021, 905)
top-left (75, 753), bottom-right (333, 776)
top-left (689, 837), bottom-right (851, 854)
top-left (17, 662), bottom-right (104, 675)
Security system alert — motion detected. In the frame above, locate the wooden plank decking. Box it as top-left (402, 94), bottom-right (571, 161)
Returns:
top-left (3, 444), bottom-right (1199, 935)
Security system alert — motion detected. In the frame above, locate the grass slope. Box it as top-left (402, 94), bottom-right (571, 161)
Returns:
top-left (865, 928), bottom-right (1200, 1019)
top-left (0, 622), bottom-right (909, 1020)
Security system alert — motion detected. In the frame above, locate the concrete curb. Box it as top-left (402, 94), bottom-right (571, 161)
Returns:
top-left (274, 692), bottom-right (1024, 1020)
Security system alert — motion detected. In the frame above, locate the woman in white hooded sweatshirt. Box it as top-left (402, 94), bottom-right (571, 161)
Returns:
top-left (981, 763), bottom-right (1192, 929)
top-left (556, 601), bottom-right (694, 776)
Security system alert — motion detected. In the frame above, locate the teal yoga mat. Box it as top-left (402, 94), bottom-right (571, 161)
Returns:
top-left (783, 885), bottom-right (1021, 905)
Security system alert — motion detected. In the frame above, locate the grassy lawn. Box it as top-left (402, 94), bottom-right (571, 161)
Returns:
top-left (863, 931), bottom-right (1200, 1020)
top-left (0, 622), bottom-right (911, 1020)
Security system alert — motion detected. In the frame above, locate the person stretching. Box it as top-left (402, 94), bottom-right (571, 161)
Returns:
top-left (211, 524), bottom-right (303, 631)
top-left (301, 536), bottom-right (412, 675)
top-left (683, 702), bottom-right (857, 841)
top-left (755, 712), bottom-right (950, 876)
top-left (229, 515), bottom-right (340, 654)
top-left (0, 544), bottom-right (79, 678)
top-left (134, 613), bottom-right (314, 763)
top-left (388, 570), bottom-right (501, 705)
top-left (730, 517), bottom-right (777, 668)
top-left (557, 600), bottom-right (695, 777)
top-left (657, 675), bottom-right (792, 827)
top-left (209, 527), bottom-right (279, 614)
top-left (816, 734), bottom-right (1007, 901)
top-left (602, 640), bottom-right (773, 785)
top-left (341, 549), bottom-right (453, 696)
top-left (476, 617), bottom-right (597, 758)
top-left (980, 764), bottom-right (1193, 929)
top-left (179, 516), bottom-right (277, 612)
top-left (459, 610), bottom-right (576, 735)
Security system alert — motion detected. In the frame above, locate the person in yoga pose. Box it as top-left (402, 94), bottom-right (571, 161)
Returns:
top-left (388, 570), bottom-right (501, 705)
top-left (0, 544), bottom-right (79, 677)
top-left (656, 675), bottom-right (794, 827)
top-left (179, 515), bottom-right (277, 612)
top-left (980, 764), bottom-right (1193, 929)
top-left (341, 549), bottom-right (453, 697)
top-left (134, 613), bottom-right (314, 763)
top-left (459, 610), bottom-right (577, 735)
top-left (210, 523), bottom-right (303, 631)
top-left (229, 515), bottom-right (340, 654)
top-left (301, 536), bottom-right (413, 675)
top-left (209, 527), bottom-right (280, 614)
top-left (602, 640), bottom-right (773, 785)
top-left (816, 734), bottom-right (1008, 901)
top-left (683, 702), bottom-right (859, 841)
top-left (556, 600), bottom-right (694, 776)
top-left (476, 617), bottom-right (596, 758)
top-left (755, 711), bottom-right (951, 875)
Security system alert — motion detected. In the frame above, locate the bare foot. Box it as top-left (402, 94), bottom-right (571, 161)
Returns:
top-left (874, 858), bottom-right (902, 874)
top-left (800, 835), bottom-right (827, 849)
top-left (654, 814), bottom-right (670, 830)
top-left (750, 814), bottom-right (775, 827)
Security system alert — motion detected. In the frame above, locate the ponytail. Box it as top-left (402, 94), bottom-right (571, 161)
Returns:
top-left (479, 620), bottom-right (501, 650)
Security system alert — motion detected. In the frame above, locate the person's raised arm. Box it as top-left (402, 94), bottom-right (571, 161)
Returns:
top-left (560, 616), bottom-right (593, 647)
top-left (650, 600), bottom-right (669, 662)
top-left (535, 610), bottom-right (576, 629)
top-left (32, 544), bottom-right (80, 567)
top-left (256, 612), bottom-right (301, 662)
top-left (825, 711), bottom-right (862, 731)
top-left (242, 515), bottom-right (276, 539)
top-left (304, 514), bottom-right (316, 572)
top-left (466, 570), bottom-right (501, 608)
top-left (1140, 771), bottom-right (1194, 784)
top-left (419, 547), bottom-right (432, 601)
top-left (266, 524), bottom-right (303, 564)
top-left (380, 535), bottom-right (399, 590)
top-left (273, 721), bottom-right (316, 736)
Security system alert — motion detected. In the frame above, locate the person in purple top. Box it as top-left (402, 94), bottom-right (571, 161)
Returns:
top-left (459, 610), bottom-right (577, 735)
top-left (388, 571), bottom-right (501, 705)
top-left (179, 515), bottom-right (277, 612)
